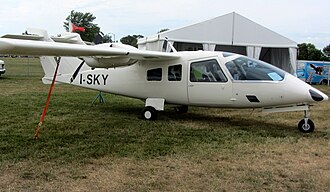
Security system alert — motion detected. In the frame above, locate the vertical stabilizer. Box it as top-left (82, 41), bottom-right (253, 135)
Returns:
top-left (40, 56), bottom-right (90, 84)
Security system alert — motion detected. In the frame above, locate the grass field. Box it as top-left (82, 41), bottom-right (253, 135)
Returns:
top-left (0, 58), bottom-right (329, 191)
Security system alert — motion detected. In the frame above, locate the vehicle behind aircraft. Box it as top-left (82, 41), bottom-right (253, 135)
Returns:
top-left (0, 59), bottom-right (5, 76)
top-left (297, 60), bottom-right (330, 85)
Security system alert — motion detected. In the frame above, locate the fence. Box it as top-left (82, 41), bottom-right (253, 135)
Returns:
top-left (0, 57), bottom-right (43, 77)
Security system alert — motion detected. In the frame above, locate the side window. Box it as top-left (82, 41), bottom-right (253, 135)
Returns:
top-left (190, 59), bottom-right (227, 82)
top-left (168, 65), bottom-right (182, 81)
top-left (147, 68), bottom-right (162, 81)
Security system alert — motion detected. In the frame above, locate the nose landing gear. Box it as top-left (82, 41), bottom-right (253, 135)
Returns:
top-left (263, 104), bottom-right (316, 133)
top-left (298, 110), bottom-right (315, 133)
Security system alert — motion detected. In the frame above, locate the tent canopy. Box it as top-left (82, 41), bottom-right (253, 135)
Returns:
top-left (138, 12), bottom-right (298, 74)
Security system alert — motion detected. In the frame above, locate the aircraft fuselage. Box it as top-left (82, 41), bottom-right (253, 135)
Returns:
top-left (54, 51), bottom-right (327, 109)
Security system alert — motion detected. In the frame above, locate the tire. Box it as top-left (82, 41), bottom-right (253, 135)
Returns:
top-left (141, 106), bottom-right (157, 120)
top-left (321, 79), bottom-right (329, 85)
top-left (174, 105), bottom-right (188, 114)
top-left (298, 119), bottom-right (315, 133)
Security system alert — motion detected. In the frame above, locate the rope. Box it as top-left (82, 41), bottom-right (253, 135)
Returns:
top-left (35, 57), bottom-right (61, 140)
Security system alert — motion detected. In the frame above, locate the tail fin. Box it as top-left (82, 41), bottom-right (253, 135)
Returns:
top-left (22, 28), bottom-right (89, 84)
top-left (40, 56), bottom-right (89, 84)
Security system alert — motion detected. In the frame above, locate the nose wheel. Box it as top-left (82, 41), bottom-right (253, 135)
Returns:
top-left (298, 110), bottom-right (315, 133)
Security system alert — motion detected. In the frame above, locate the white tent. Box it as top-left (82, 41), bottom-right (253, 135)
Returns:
top-left (138, 12), bottom-right (297, 74)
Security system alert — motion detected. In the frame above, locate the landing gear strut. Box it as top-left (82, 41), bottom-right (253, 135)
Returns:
top-left (298, 110), bottom-right (315, 133)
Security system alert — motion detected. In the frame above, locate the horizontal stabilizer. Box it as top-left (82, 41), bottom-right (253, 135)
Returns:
top-left (1, 28), bottom-right (49, 41)
top-left (1, 34), bottom-right (44, 41)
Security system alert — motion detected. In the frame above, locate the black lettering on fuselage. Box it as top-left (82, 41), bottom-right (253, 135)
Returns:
top-left (102, 74), bottom-right (108, 85)
top-left (79, 74), bottom-right (109, 86)
top-left (93, 74), bottom-right (100, 85)
top-left (86, 74), bottom-right (93, 85)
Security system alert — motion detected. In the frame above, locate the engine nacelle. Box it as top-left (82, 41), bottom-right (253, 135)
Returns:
top-left (84, 56), bottom-right (137, 68)
top-left (95, 43), bottom-right (138, 51)
top-left (83, 43), bottom-right (139, 68)
top-left (108, 43), bottom-right (138, 51)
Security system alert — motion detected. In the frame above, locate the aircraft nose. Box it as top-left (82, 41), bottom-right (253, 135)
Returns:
top-left (309, 89), bottom-right (328, 101)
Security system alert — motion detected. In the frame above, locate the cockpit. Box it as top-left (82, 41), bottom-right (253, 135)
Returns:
top-left (225, 56), bottom-right (286, 81)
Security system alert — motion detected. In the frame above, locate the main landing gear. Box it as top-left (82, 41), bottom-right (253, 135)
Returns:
top-left (140, 98), bottom-right (189, 120)
top-left (141, 98), bottom-right (165, 120)
top-left (297, 110), bottom-right (315, 133)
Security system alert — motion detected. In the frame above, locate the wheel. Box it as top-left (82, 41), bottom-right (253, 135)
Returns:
top-left (298, 119), bottom-right (315, 133)
top-left (174, 105), bottom-right (188, 114)
top-left (321, 79), bottom-right (329, 85)
top-left (141, 106), bottom-right (157, 120)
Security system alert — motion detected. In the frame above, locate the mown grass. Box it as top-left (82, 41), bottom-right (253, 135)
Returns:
top-left (0, 58), bottom-right (329, 191)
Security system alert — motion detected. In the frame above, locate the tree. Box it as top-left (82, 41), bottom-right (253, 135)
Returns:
top-left (102, 34), bottom-right (113, 43)
top-left (298, 43), bottom-right (323, 61)
top-left (120, 35), bottom-right (144, 48)
top-left (322, 44), bottom-right (330, 58)
top-left (63, 10), bottom-right (100, 42)
top-left (158, 28), bottom-right (169, 33)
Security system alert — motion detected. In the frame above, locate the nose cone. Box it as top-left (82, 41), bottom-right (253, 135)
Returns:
top-left (285, 74), bottom-right (328, 104)
top-left (309, 89), bottom-right (328, 102)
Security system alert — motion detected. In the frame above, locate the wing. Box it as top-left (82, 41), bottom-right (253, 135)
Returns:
top-left (0, 37), bottom-right (180, 68)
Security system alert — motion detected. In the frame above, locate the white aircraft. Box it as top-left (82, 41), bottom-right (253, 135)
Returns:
top-left (0, 29), bottom-right (328, 133)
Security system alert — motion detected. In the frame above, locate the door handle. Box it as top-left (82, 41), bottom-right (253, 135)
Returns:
top-left (188, 84), bottom-right (194, 87)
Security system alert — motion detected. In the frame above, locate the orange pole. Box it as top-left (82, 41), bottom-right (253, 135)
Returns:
top-left (35, 57), bottom-right (61, 140)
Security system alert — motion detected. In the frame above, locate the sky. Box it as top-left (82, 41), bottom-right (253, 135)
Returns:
top-left (0, 0), bottom-right (329, 49)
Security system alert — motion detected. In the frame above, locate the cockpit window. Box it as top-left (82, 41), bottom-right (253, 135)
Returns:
top-left (225, 57), bottom-right (286, 81)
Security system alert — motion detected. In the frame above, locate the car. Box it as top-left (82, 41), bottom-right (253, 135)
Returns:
top-left (0, 60), bottom-right (5, 76)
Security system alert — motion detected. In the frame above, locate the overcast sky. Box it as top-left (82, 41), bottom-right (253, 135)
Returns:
top-left (0, 0), bottom-right (329, 49)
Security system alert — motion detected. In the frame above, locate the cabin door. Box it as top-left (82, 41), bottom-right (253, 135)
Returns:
top-left (188, 58), bottom-right (232, 106)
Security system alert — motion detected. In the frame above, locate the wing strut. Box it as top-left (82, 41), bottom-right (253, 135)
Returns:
top-left (35, 57), bottom-right (61, 140)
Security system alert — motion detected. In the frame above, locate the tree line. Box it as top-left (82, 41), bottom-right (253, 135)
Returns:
top-left (65, 10), bottom-right (330, 61)
top-left (298, 43), bottom-right (330, 61)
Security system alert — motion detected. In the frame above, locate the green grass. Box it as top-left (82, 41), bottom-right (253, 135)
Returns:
top-left (0, 58), bottom-right (329, 191)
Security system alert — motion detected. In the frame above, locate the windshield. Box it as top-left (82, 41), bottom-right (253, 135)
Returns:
top-left (225, 56), bottom-right (286, 81)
